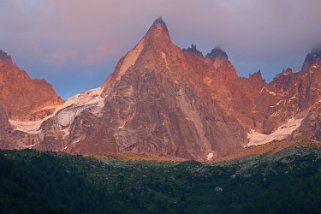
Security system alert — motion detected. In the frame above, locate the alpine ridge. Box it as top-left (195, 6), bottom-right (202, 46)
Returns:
top-left (1, 18), bottom-right (321, 161)
top-left (0, 50), bottom-right (64, 121)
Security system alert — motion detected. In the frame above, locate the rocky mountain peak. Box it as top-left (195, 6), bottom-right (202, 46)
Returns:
top-left (0, 51), bottom-right (64, 121)
top-left (281, 68), bottom-right (293, 76)
top-left (183, 44), bottom-right (203, 56)
top-left (0, 50), bottom-right (12, 61)
top-left (151, 17), bottom-right (168, 32)
top-left (249, 70), bottom-right (264, 82)
top-left (144, 17), bottom-right (170, 43)
top-left (206, 46), bottom-right (228, 60)
top-left (303, 48), bottom-right (321, 65)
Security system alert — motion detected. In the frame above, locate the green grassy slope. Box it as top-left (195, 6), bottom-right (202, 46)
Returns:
top-left (1, 146), bottom-right (321, 213)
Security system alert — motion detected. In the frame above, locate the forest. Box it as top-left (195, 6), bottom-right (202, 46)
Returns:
top-left (1, 146), bottom-right (321, 213)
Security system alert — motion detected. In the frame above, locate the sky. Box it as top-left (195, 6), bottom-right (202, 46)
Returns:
top-left (0, 0), bottom-right (321, 99)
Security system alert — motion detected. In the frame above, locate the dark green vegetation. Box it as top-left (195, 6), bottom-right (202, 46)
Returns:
top-left (1, 146), bottom-right (321, 213)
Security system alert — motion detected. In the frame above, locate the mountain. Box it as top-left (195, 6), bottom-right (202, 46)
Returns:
top-left (1, 18), bottom-right (321, 160)
top-left (0, 50), bottom-right (63, 121)
top-left (29, 17), bottom-right (246, 160)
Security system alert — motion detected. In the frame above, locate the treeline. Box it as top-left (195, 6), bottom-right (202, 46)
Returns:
top-left (0, 148), bottom-right (321, 213)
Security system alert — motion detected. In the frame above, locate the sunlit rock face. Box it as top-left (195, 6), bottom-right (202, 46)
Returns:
top-left (1, 18), bottom-right (321, 160)
top-left (0, 104), bottom-right (10, 139)
top-left (0, 50), bottom-right (63, 121)
top-left (291, 102), bottom-right (321, 141)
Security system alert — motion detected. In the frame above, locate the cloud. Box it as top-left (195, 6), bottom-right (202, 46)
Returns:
top-left (1, 0), bottom-right (321, 97)
top-left (49, 49), bottom-right (78, 65)
top-left (83, 44), bottom-right (122, 65)
top-left (2, 0), bottom-right (321, 60)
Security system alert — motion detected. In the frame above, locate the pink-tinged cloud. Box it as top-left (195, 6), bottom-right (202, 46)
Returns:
top-left (2, 0), bottom-right (321, 60)
top-left (50, 49), bottom-right (78, 65)
top-left (84, 44), bottom-right (123, 65)
top-left (1, 0), bottom-right (321, 98)
top-left (47, 44), bottom-right (122, 66)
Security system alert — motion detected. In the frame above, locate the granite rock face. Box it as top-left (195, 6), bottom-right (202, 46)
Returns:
top-left (291, 102), bottom-right (321, 141)
top-left (1, 18), bottom-right (321, 160)
top-left (0, 104), bottom-right (10, 139)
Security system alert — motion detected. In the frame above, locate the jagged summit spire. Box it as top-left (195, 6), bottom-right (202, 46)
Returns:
top-left (304, 48), bottom-right (321, 65)
top-left (281, 68), bottom-right (293, 75)
top-left (206, 46), bottom-right (228, 60)
top-left (0, 50), bottom-right (12, 61)
top-left (249, 70), bottom-right (264, 82)
top-left (183, 44), bottom-right (203, 56)
top-left (151, 17), bottom-right (168, 32)
top-left (142, 17), bottom-right (171, 47)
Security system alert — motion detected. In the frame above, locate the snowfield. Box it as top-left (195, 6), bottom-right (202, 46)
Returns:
top-left (9, 87), bottom-right (105, 134)
top-left (9, 120), bottom-right (44, 134)
top-left (247, 117), bottom-right (304, 147)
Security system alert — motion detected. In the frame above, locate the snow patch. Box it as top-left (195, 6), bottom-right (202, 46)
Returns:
top-left (260, 87), bottom-right (276, 96)
top-left (247, 117), bottom-right (304, 147)
top-left (207, 152), bottom-right (214, 161)
top-left (311, 64), bottom-right (319, 69)
top-left (9, 120), bottom-right (44, 134)
top-left (61, 87), bottom-right (104, 111)
top-left (55, 87), bottom-right (104, 129)
top-left (268, 91), bottom-right (276, 96)
top-left (269, 100), bottom-right (284, 108)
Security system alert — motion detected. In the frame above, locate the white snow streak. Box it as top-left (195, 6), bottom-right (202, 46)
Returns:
top-left (260, 87), bottom-right (276, 96)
